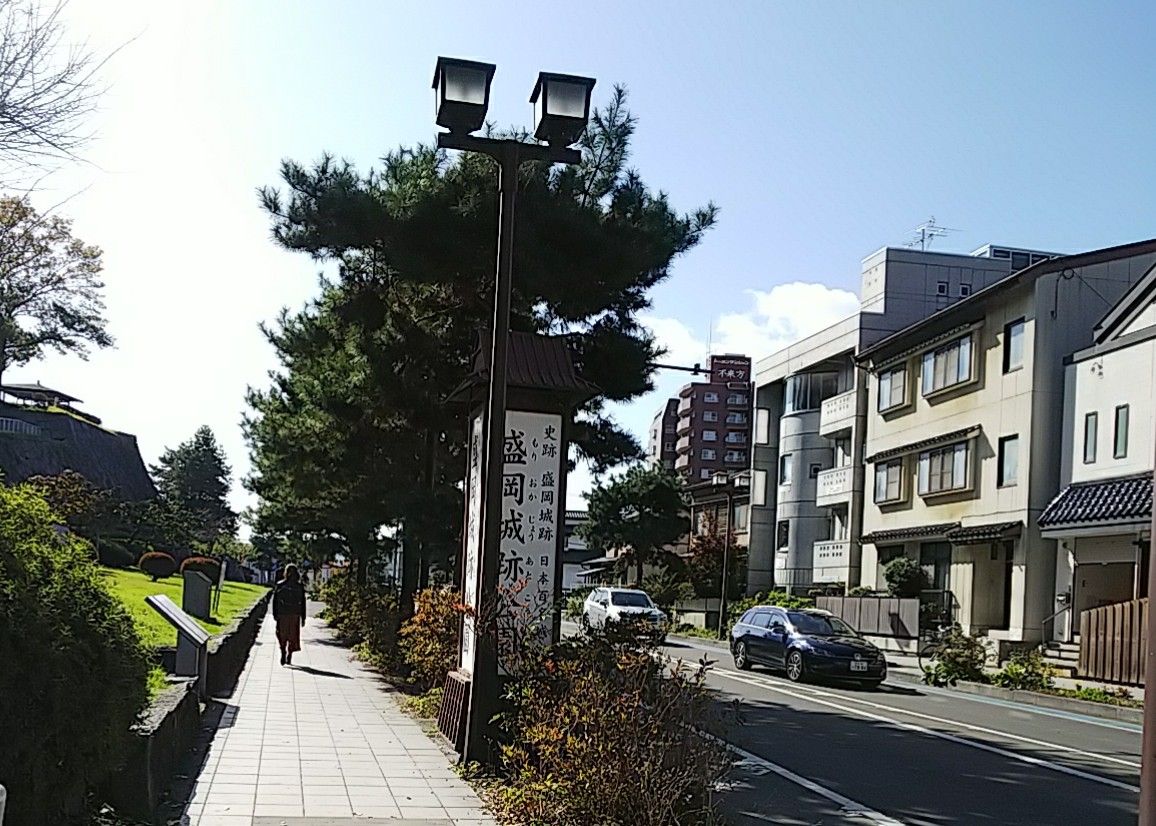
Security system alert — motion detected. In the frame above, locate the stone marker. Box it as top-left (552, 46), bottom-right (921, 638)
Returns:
top-left (182, 570), bottom-right (213, 620)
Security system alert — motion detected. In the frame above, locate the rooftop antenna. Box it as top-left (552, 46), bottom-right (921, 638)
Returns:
top-left (907, 216), bottom-right (961, 251)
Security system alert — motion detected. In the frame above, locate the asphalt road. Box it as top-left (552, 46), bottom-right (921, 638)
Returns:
top-left (660, 633), bottom-right (1141, 826)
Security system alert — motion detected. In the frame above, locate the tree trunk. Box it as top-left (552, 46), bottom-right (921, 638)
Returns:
top-left (348, 533), bottom-right (371, 587)
top-left (400, 529), bottom-right (420, 622)
top-left (635, 557), bottom-right (644, 587)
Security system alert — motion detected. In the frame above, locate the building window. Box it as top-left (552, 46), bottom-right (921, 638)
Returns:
top-left (700, 448), bottom-right (716, 460)
top-left (733, 504), bottom-right (749, 532)
top-left (700, 468), bottom-right (712, 480)
top-left (703, 430), bottom-right (717, 442)
top-left (936, 281), bottom-right (948, 296)
top-left (664, 424), bottom-right (675, 433)
top-left (755, 408), bottom-right (770, 444)
top-left (874, 459), bottom-right (903, 503)
top-left (663, 442), bottom-right (673, 453)
top-left (725, 450), bottom-right (746, 463)
top-left (726, 412), bottom-right (747, 424)
top-left (835, 437), bottom-right (852, 467)
top-left (703, 391), bottom-right (719, 403)
top-left (1003, 318), bottom-right (1025, 373)
top-left (809, 462), bottom-right (823, 479)
top-left (1115, 405), bottom-right (1129, 459)
top-left (725, 432), bottom-right (747, 444)
top-left (960, 283), bottom-right (972, 297)
top-left (751, 469), bottom-right (767, 506)
top-left (917, 442), bottom-right (970, 495)
top-left (920, 334), bottom-right (973, 396)
top-left (998, 435), bottom-right (1018, 487)
top-left (1084, 412), bottom-right (1098, 464)
top-left (784, 372), bottom-right (839, 414)
top-left (703, 410), bottom-right (719, 422)
top-left (779, 454), bottom-right (793, 485)
top-left (776, 520), bottom-right (790, 549)
top-left (727, 393), bottom-right (749, 405)
top-left (877, 364), bottom-right (907, 412)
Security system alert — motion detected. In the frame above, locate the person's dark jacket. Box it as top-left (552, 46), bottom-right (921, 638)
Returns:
top-left (273, 579), bottom-right (307, 620)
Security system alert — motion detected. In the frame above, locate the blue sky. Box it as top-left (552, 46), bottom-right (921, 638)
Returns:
top-left (24, 0), bottom-right (1156, 517)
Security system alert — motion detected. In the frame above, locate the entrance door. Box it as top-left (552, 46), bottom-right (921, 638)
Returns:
top-left (1074, 563), bottom-right (1135, 617)
top-left (920, 542), bottom-right (952, 592)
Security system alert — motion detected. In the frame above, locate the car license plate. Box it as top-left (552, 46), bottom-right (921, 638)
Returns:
top-left (850, 660), bottom-right (868, 672)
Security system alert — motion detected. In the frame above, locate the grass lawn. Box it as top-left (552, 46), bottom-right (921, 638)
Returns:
top-left (99, 567), bottom-right (268, 650)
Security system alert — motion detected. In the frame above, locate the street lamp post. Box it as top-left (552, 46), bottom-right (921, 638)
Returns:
top-left (711, 470), bottom-right (750, 639)
top-left (432, 57), bottom-right (595, 766)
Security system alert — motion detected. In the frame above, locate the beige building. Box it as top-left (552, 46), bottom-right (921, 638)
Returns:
top-left (1040, 265), bottom-right (1156, 641)
top-left (857, 239), bottom-right (1156, 645)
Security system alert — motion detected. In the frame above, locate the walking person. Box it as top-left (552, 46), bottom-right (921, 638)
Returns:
top-left (273, 564), bottom-right (307, 666)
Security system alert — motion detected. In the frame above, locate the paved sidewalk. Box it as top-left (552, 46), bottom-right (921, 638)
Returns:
top-left (178, 603), bottom-right (496, 825)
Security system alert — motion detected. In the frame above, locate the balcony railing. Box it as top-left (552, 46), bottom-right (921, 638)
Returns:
top-left (812, 540), bottom-right (850, 583)
top-left (815, 465), bottom-right (856, 507)
top-left (819, 389), bottom-right (856, 437)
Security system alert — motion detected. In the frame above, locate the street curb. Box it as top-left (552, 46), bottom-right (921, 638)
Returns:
top-left (947, 679), bottom-right (1143, 724)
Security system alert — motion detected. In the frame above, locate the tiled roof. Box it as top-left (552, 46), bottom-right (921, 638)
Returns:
top-left (866, 426), bottom-right (981, 464)
top-left (861, 523), bottom-right (959, 544)
top-left (946, 521), bottom-right (1022, 545)
top-left (1039, 473), bottom-right (1152, 529)
top-left (452, 331), bottom-right (600, 403)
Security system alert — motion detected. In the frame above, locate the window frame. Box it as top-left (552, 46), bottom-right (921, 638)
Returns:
top-left (1114, 405), bottom-right (1129, 459)
top-left (751, 469), bottom-right (768, 506)
top-left (920, 334), bottom-right (975, 397)
top-left (997, 434), bottom-right (1019, 488)
top-left (702, 429), bottom-right (718, 442)
top-left (873, 458), bottom-right (904, 504)
top-left (703, 391), bottom-right (719, 403)
top-left (755, 408), bottom-right (771, 444)
top-left (809, 462), bottom-right (823, 479)
top-left (776, 519), bottom-right (790, 549)
top-left (917, 441), bottom-right (971, 496)
top-left (1084, 412), bottom-right (1098, 464)
top-left (1003, 318), bottom-right (1025, 374)
top-left (877, 364), bottom-right (908, 412)
top-left (703, 410), bottom-right (719, 422)
top-left (700, 448), bottom-right (716, 460)
top-left (779, 453), bottom-right (793, 486)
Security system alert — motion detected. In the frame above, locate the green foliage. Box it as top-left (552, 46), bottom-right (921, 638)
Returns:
top-left (565, 586), bottom-right (594, 620)
top-left (247, 87), bottom-right (715, 599)
top-left (643, 566), bottom-right (693, 614)
top-left (402, 687), bottom-right (445, 719)
top-left (990, 648), bottom-right (1054, 691)
top-left (580, 464), bottom-right (687, 586)
top-left (726, 590), bottom-right (814, 627)
top-left (319, 570), bottom-right (401, 671)
top-left (180, 555), bottom-right (222, 582)
top-left (0, 196), bottom-right (110, 384)
top-left (1054, 684), bottom-right (1140, 708)
top-left (847, 585), bottom-right (875, 596)
top-left (138, 550), bottom-right (176, 581)
top-left (152, 426), bottom-right (238, 548)
top-left (674, 624), bottom-right (721, 640)
top-left (494, 625), bottom-right (731, 825)
top-left (399, 586), bottom-right (464, 690)
top-left (884, 556), bottom-right (928, 598)
top-left (920, 625), bottom-right (988, 687)
top-left (0, 484), bottom-right (150, 824)
top-left (97, 537), bottom-right (135, 569)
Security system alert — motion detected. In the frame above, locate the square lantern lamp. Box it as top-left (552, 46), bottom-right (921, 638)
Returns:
top-left (530, 72), bottom-right (596, 147)
top-left (432, 57), bottom-right (496, 135)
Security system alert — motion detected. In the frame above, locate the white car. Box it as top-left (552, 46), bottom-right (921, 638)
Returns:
top-left (582, 587), bottom-right (668, 640)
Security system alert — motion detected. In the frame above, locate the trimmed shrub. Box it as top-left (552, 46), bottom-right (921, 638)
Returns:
top-left (399, 587), bottom-right (465, 690)
top-left (139, 550), bottom-right (176, 581)
top-left (0, 484), bottom-right (151, 825)
top-left (991, 648), bottom-right (1054, 691)
top-left (847, 585), bottom-right (875, 596)
top-left (921, 625), bottom-right (987, 687)
top-left (97, 538), bottom-right (136, 569)
top-left (727, 590), bottom-right (813, 627)
top-left (492, 626), bottom-right (731, 825)
top-left (884, 556), bottom-right (927, 598)
top-left (180, 555), bottom-right (222, 582)
top-left (319, 570), bottom-right (401, 671)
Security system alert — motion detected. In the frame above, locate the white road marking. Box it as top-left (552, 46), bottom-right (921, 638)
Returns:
top-left (705, 732), bottom-right (906, 825)
top-left (715, 668), bottom-right (1140, 794)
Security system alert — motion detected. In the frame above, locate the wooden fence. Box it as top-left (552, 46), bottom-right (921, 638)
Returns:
top-left (1078, 597), bottom-right (1147, 687)
top-left (815, 596), bottom-right (920, 639)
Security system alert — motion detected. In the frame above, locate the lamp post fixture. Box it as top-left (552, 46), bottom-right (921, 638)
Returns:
top-left (710, 469), bottom-right (750, 639)
top-left (432, 57), bottom-right (595, 766)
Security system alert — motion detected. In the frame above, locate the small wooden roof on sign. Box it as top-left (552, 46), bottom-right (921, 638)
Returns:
top-left (449, 331), bottom-right (599, 406)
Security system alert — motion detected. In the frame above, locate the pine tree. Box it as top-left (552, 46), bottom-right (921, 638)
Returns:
top-left (152, 426), bottom-right (238, 551)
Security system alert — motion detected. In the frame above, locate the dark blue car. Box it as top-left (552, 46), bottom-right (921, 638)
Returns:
top-left (730, 606), bottom-right (887, 687)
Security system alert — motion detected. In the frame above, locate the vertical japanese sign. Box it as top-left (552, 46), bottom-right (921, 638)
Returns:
top-left (459, 413), bottom-right (484, 674)
top-left (496, 410), bottom-right (563, 676)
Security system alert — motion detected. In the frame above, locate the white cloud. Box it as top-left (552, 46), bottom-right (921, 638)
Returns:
top-left (568, 281), bottom-right (859, 508)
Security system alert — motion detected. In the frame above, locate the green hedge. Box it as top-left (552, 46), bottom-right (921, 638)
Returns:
top-left (0, 484), bottom-right (151, 824)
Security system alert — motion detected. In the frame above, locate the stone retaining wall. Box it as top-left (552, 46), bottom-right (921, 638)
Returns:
top-left (105, 591), bottom-right (271, 820)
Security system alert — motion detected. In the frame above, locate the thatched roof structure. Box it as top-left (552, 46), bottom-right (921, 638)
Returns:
top-left (0, 401), bottom-right (156, 500)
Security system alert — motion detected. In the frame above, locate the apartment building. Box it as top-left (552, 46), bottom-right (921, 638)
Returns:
top-left (1039, 264), bottom-right (1156, 640)
top-left (647, 399), bottom-right (679, 471)
top-left (666, 354), bottom-right (753, 483)
top-left (857, 239), bottom-right (1156, 645)
top-left (749, 245), bottom-right (1058, 594)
